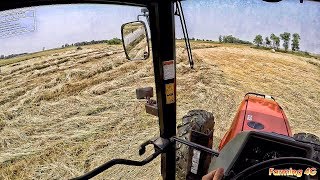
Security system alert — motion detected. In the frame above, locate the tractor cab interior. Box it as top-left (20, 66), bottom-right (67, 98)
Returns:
top-left (0, 0), bottom-right (319, 180)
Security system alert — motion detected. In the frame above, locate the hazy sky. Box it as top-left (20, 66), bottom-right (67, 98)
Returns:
top-left (178, 0), bottom-right (320, 53)
top-left (0, 0), bottom-right (319, 56)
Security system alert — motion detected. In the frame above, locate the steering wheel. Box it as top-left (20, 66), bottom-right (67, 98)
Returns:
top-left (231, 157), bottom-right (320, 180)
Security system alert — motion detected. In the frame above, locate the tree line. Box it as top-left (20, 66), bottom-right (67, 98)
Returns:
top-left (178, 35), bottom-right (252, 45)
top-left (0, 53), bottom-right (28, 60)
top-left (61, 38), bottom-right (122, 48)
top-left (177, 37), bottom-right (215, 42)
top-left (218, 35), bottom-right (252, 45)
top-left (253, 32), bottom-right (300, 51)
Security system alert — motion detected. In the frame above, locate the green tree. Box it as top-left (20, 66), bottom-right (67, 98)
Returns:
top-left (280, 32), bottom-right (291, 51)
top-left (265, 37), bottom-right (271, 47)
top-left (274, 37), bottom-right (280, 50)
top-left (223, 35), bottom-right (237, 43)
top-left (107, 38), bottom-right (122, 45)
top-left (270, 33), bottom-right (276, 48)
top-left (253, 35), bottom-right (263, 47)
top-left (270, 34), bottom-right (280, 49)
top-left (219, 35), bottom-right (223, 43)
top-left (219, 35), bottom-right (252, 44)
top-left (291, 33), bottom-right (300, 51)
top-left (222, 36), bottom-right (227, 43)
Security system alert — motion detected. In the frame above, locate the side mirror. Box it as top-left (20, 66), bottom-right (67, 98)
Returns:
top-left (121, 21), bottom-right (150, 60)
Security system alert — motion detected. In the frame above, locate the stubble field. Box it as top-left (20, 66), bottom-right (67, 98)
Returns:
top-left (0, 42), bottom-right (319, 179)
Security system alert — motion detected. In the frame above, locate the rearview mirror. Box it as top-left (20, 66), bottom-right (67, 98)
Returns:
top-left (121, 21), bottom-right (150, 60)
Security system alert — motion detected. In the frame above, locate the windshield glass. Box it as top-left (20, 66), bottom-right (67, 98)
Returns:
top-left (0, 0), bottom-right (319, 179)
top-left (0, 4), bottom-right (158, 179)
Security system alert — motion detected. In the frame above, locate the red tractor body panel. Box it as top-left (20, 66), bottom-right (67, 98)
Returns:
top-left (218, 93), bottom-right (292, 150)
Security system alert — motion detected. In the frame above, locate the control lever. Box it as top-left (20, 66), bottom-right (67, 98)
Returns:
top-left (139, 136), bottom-right (219, 157)
top-left (171, 137), bottom-right (219, 157)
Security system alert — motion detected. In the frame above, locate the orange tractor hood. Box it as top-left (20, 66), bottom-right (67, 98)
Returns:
top-left (242, 96), bottom-right (291, 135)
top-left (218, 94), bottom-right (292, 150)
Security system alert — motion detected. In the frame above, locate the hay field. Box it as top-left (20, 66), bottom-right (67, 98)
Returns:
top-left (0, 42), bottom-right (319, 179)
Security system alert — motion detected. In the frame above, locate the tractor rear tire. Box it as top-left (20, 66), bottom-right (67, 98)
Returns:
top-left (293, 133), bottom-right (320, 162)
top-left (176, 110), bottom-right (215, 179)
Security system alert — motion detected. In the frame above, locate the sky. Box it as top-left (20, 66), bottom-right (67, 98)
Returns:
top-left (0, 0), bottom-right (319, 56)
top-left (178, 0), bottom-right (320, 53)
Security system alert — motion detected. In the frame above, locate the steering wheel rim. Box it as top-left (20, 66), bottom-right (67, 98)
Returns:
top-left (231, 157), bottom-right (320, 180)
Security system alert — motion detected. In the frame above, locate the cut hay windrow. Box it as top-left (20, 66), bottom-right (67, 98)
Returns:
top-left (0, 42), bottom-right (319, 179)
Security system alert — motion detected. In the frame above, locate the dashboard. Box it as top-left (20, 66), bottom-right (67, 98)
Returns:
top-left (209, 131), bottom-right (314, 178)
top-left (232, 135), bottom-right (309, 175)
